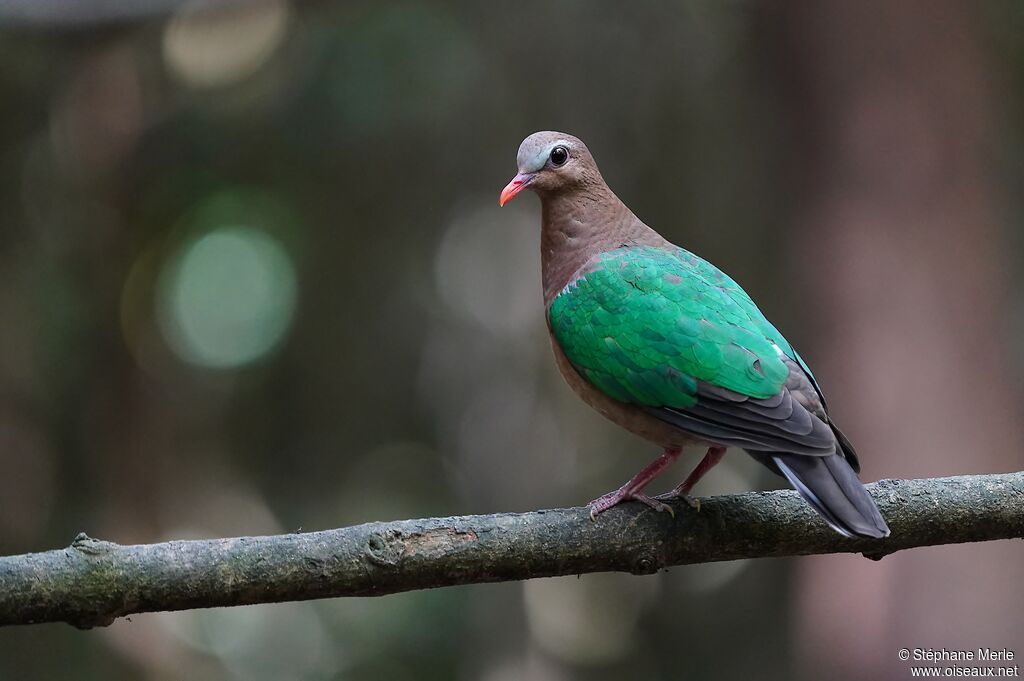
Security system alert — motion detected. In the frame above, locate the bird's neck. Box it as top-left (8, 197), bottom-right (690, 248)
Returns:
top-left (540, 187), bottom-right (667, 308)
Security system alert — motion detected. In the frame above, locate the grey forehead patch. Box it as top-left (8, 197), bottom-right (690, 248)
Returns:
top-left (517, 135), bottom-right (572, 173)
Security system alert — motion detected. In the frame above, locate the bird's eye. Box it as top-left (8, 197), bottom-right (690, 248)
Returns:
top-left (549, 146), bottom-right (569, 167)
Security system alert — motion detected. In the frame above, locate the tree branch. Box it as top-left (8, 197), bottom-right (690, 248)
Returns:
top-left (1, 472), bottom-right (1021, 628)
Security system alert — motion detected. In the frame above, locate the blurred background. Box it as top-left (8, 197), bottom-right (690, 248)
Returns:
top-left (0, 0), bottom-right (1022, 679)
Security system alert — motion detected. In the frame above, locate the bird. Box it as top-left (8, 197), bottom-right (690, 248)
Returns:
top-left (498, 131), bottom-right (889, 539)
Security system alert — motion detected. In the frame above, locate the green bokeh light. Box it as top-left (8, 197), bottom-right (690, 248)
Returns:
top-left (159, 226), bottom-right (297, 369)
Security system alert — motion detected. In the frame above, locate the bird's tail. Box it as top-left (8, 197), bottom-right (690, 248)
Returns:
top-left (769, 452), bottom-right (890, 539)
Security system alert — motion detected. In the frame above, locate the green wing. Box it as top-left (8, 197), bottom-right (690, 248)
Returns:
top-left (549, 245), bottom-right (835, 454)
top-left (550, 245), bottom-right (794, 405)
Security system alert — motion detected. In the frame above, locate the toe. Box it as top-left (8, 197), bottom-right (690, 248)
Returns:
top-left (633, 494), bottom-right (675, 517)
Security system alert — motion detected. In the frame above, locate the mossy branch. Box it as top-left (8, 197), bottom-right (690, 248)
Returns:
top-left (1, 472), bottom-right (1022, 628)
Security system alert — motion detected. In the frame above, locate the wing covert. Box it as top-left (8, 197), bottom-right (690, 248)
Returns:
top-left (549, 246), bottom-right (836, 455)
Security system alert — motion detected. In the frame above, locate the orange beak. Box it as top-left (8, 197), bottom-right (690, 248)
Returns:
top-left (499, 173), bottom-right (536, 206)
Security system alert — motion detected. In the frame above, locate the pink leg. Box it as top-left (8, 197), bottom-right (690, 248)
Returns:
top-left (588, 447), bottom-right (681, 519)
top-left (659, 446), bottom-right (727, 508)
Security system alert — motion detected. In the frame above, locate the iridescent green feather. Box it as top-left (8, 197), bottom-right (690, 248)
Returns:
top-left (549, 245), bottom-right (797, 407)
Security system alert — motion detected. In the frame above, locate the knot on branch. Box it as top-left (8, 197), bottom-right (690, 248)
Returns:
top-left (70, 532), bottom-right (118, 557)
top-left (365, 530), bottom-right (404, 567)
top-left (630, 551), bottom-right (663, 575)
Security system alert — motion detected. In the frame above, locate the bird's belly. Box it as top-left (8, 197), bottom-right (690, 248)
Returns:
top-left (549, 338), bottom-right (701, 449)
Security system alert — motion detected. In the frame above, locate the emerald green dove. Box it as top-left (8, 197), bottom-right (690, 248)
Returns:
top-left (500, 131), bottom-right (889, 539)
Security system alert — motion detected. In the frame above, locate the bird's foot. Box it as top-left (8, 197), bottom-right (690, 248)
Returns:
top-left (589, 488), bottom-right (675, 520)
top-left (586, 447), bottom-right (682, 520)
top-left (652, 445), bottom-right (725, 514)
top-left (655, 490), bottom-right (700, 512)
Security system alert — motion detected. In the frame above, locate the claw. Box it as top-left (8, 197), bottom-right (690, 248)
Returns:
top-left (637, 494), bottom-right (675, 517)
top-left (655, 490), bottom-right (700, 512)
top-left (589, 490), bottom-right (675, 519)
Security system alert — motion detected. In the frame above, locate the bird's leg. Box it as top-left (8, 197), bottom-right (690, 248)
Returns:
top-left (657, 446), bottom-right (727, 511)
top-left (588, 447), bottom-right (681, 520)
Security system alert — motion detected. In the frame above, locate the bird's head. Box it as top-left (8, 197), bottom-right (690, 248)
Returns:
top-left (499, 131), bottom-right (602, 206)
